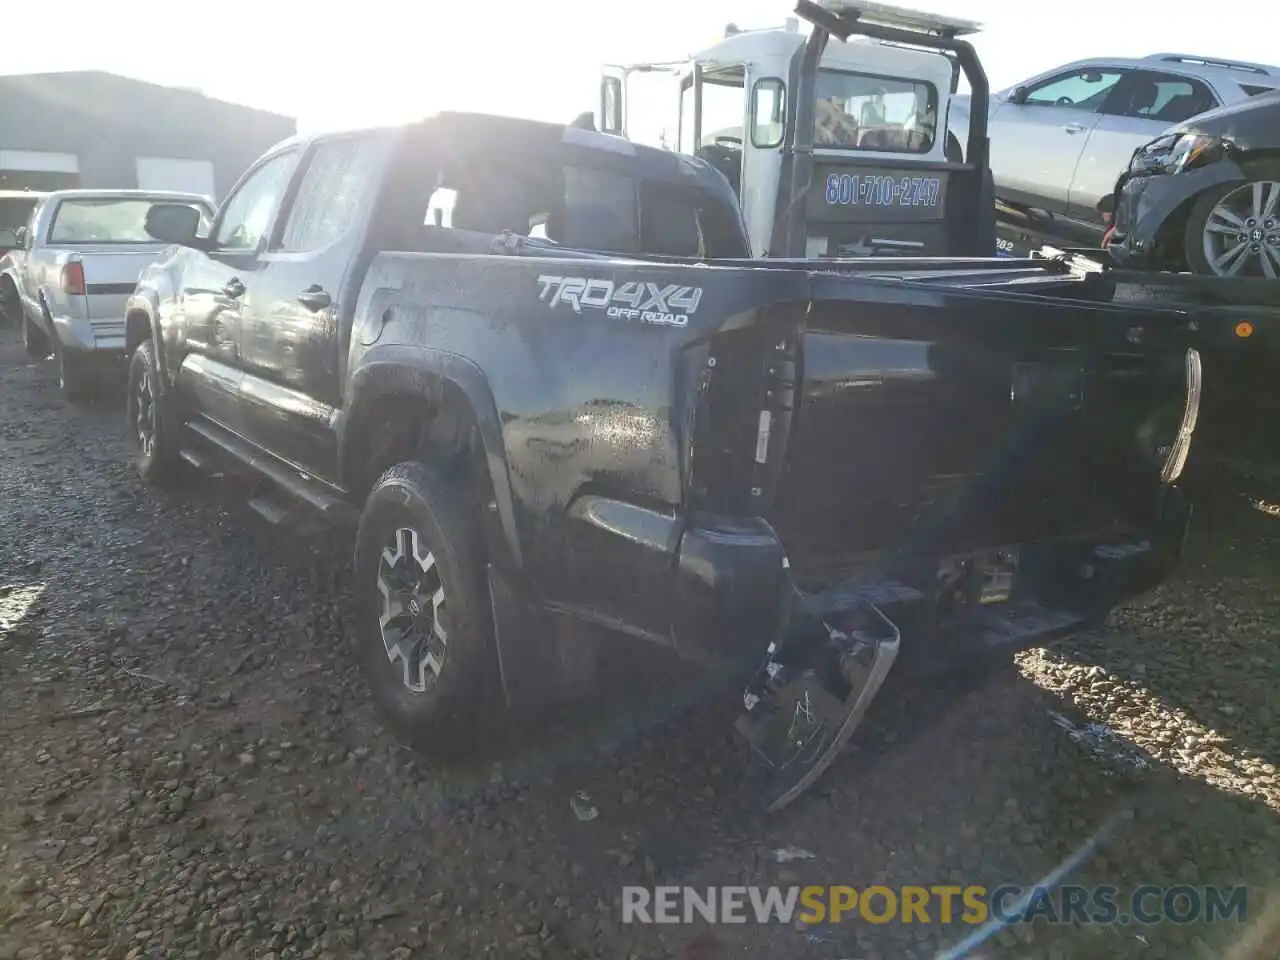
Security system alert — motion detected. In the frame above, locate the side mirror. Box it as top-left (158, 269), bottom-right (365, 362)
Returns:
top-left (1009, 86), bottom-right (1029, 105)
top-left (600, 76), bottom-right (624, 135)
top-left (144, 203), bottom-right (202, 247)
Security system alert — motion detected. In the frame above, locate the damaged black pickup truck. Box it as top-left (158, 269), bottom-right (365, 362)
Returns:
top-left (125, 111), bottom-right (1201, 810)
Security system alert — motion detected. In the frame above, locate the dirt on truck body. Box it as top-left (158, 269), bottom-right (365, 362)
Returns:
top-left (121, 109), bottom-right (1199, 810)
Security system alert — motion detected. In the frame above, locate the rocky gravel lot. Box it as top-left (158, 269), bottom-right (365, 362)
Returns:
top-left (3, 322), bottom-right (1280, 960)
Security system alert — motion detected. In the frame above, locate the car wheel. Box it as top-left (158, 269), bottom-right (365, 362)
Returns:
top-left (1184, 175), bottom-right (1280, 279)
top-left (22, 315), bottom-right (50, 358)
top-left (52, 335), bottom-right (96, 401)
top-left (126, 338), bottom-right (185, 486)
top-left (0, 280), bottom-right (21, 327)
top-left (353, 461), bottom-right (499, 757)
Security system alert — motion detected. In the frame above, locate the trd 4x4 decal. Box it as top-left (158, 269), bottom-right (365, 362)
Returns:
top-left (536, 275), bottom-right (702, 328)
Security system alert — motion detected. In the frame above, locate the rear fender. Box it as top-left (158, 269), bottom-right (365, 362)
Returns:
top-left (340, 345), bottom-right (576, 709)
top-left (340, 344), bottom-right (521, 571)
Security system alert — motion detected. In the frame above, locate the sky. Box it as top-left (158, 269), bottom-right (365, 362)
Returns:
top-left (4, 0), bottom-right (1276, 140)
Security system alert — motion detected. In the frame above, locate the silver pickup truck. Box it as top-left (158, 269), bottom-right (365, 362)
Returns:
top-left (0, 189), bottom-right (213, 399)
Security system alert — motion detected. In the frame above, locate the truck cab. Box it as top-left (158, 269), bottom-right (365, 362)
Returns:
top-left (599, 0), bottom-right (996, 258)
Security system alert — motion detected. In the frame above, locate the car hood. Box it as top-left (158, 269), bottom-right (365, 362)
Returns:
top-left (1164, 91), bottom-right (1280, 150)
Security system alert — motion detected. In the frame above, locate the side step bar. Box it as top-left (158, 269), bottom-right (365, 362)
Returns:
top-left (184, 418), bottom-right (358, 528)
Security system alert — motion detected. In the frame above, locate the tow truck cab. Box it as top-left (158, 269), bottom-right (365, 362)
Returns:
top-left (599, 0), bottom-right (996, 258)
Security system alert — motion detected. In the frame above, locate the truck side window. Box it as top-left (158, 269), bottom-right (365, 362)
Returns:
top-left (639, 181), bottom-right (703, 258)
top-left (211, 151), bottom-right (296, 252)
top-left (559, 166), bottom-right (638, 254)
top-left (278, 136), bottom-right (383, 251)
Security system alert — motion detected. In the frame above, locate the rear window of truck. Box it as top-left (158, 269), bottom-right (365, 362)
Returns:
top-left (48, 198), bottom-right (212, 244)
top-left (814, 69), bottom-right (939, 154)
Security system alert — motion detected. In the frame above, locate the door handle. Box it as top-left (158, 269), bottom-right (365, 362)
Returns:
top-left (1062, 123), bottom-right (1087, 134)
top-left (297, 285), bottom-right (332, 311)
top-left (223, 277), bottom-right (246, 298)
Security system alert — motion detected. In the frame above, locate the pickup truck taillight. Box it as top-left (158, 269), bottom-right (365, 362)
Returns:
top-left (60, 262), bottom-right (86, 295)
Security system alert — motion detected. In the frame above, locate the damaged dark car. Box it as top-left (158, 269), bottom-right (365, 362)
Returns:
top-left (123, 106), bottom-right (1202, 813)
top-left (1108, 91), bottom-right (1280, 278)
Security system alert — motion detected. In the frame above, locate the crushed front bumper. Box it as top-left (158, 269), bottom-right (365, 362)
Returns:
top-left (1106, 160), bottom-right (1247, 268)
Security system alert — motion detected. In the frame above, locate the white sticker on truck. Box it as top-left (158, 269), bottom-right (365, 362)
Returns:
top-left (536, 275), bottom-right (702, 328)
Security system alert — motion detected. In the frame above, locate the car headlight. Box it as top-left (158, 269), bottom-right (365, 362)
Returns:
top-left (1128, 133), bottom-right (1226, 176)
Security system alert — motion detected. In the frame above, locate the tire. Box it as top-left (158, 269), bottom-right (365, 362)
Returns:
top-left (1183, 172), bottom-right (1280, 278)
top-left (126, 338), bottom-right (185, 486)
top-left (0, 279), bottom-right (21, 327)
top-left (53, 335), bottom-right (96, 401)
top-left (353, 461), bottom-right (499, 756)
top-left (22, 315), bottom-right (50, 358)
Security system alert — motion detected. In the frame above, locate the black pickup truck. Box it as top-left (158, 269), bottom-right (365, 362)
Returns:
top-left (126, 111), bottom-right (1200, 810)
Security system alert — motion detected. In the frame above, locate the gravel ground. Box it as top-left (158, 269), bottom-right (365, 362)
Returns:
top-left (3, 322), bottom-right (1280, 960)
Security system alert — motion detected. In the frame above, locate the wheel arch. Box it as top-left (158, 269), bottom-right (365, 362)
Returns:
top-left (340, 346), bottom-right (522, 571)
top-left (123, 293), bottom-right (170, 383)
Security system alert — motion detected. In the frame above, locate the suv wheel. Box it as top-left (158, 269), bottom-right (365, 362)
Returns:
top-left (1185, 176), bottom-right (1280, 279)
top-left (353, 461), bottom-right (498, 755)
top-left (126, 339), bottom-right (185, 485)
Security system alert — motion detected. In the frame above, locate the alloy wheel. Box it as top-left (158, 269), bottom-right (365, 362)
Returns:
top-left (376, 526), bottom-right (448, 693)
top-left (135, 368), bottom-right (156, 458)
top-left (1201, 180), bottom-right (1280, 278)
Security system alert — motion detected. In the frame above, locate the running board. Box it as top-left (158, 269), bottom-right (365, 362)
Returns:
top-left (736, 600), bottom-right (901, 813)
top-left (185, 418), bottom-right (357, 528)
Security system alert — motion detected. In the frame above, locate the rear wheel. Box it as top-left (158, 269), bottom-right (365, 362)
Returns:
top-left (53, 335), bottom-right (95, 401)
top-left (1184, 176), bottom-right (1280, 279)
top-left (0, 279), bottom-right (21, 327)
top-left (22, 315), bottom-right (50, 358)
top-left (353, 461), bottom-right (499, 756)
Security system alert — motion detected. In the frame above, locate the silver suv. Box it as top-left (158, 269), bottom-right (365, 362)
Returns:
top-left (951, 53), bottom-right (1280, 227)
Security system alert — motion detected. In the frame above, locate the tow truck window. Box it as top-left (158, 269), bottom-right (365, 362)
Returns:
top-left (750, 78), bottom-right (786, 149)
top-left (813, 70), bottom-right (937, 154)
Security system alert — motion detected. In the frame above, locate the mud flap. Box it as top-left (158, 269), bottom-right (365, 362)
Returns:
top-left (735, 601), bottom-right (901, 812)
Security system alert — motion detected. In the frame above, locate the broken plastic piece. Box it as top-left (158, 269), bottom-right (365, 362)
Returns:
top-left (570, 791), bottom-right (599, 821)
top-left (772, 845), bottom-right (816, 863)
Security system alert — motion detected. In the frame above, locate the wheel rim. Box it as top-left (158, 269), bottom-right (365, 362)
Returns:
top-left (135, 368), bottom-right (156, 458)
top-left (376, 526), bottom-right (448, 693)
top-left (1201, 180), bottom-right (1280, 278)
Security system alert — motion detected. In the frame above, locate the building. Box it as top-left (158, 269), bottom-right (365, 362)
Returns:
top-left (0, 71), bottom-right (296, 201)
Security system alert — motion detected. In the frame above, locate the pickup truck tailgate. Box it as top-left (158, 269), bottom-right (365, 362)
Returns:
top-left (692, 281), bottom-right (1197, 577)
top-left (71, 245), bottom-right (169, 341)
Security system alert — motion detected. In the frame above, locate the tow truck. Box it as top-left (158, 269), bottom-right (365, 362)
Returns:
top-left (598, 0), bottom-right (997, 259)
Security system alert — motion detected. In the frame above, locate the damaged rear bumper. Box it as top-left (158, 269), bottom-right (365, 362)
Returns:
top-left (674, 484), bottom-right (1191, 810)
top-left (674, 484), bottom-right (1191, 676)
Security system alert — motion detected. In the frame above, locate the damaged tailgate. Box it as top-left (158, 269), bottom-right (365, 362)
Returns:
top-left (676, 270), bottom-right (1200, 809)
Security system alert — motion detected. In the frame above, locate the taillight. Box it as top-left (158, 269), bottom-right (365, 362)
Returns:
top-left (61, 261), bottom-right (85, 295)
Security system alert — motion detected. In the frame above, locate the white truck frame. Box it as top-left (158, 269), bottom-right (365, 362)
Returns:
top-left (599, 0), bottom-right (996, 259)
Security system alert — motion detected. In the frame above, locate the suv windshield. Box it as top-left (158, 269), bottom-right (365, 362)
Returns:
top-left (814, 69), bottom-right (938, 153)
top-left (48, 198), bottom-right (212, 244)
